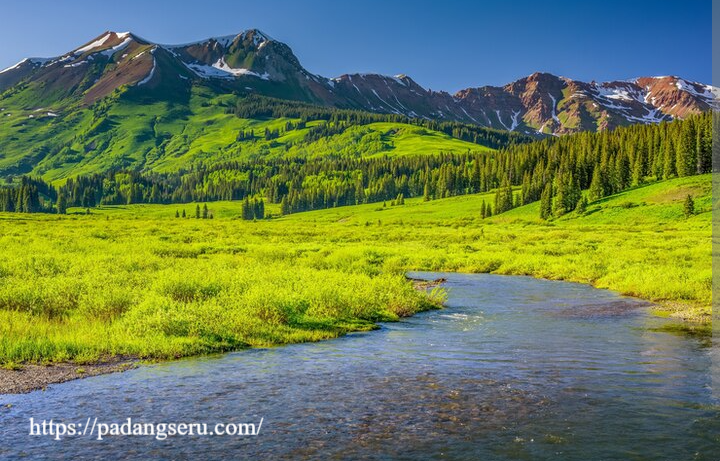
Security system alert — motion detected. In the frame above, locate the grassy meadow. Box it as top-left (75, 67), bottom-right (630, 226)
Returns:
top-left (0, 174), bottom-right (711, 366)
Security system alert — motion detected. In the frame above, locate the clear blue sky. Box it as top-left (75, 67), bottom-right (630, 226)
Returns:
top-left (0, 0), bottom-right (711, 91)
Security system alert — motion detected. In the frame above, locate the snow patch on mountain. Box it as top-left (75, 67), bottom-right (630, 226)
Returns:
top-left (240, 29), bottom-right (273, 46)
top-left (390, 75), bottom-right (407, 86)
top-left (166, 34), bottom-right (235, 49)
top-left (371, 89), bottom-right (401, 114)
top-left (99, 36), bottom-right (133, 58)
top-left (595, 86), bottom-right (636, 102)
top-left (675, 78), bottom-right (715, 100)
top-left (624, 107), bottom-right (667, 124)
top-left (75, 33), bottom-right (111, 55)
top-left (548, 94), bottom-right (560, 123)
top-left (212, 58), bottom-right (270, 80)
top-left (495, 110), bottom-right (509, 130)
top-left (137, 62), bottom-right (155, 85)
top-left (168, 30), bottom-right (271, 50)
top-left (137, 49), bottom-right (157, 86)
top-left (0, 59), bottom-right (28, 74)
top-left (0, 57), bottom-right (51, 74)
top-left (63, 60), bottom-right (88, 68)
top-left (183, 57), bottom-right (270, 80)
top-left (509, 110), bottom-right (522, 131)
top-left (460, 107), bottom-right (478, 123)
top-left (212, 35), bottom-right (237, 48)
top-left (182, 62), bottom-right (223, 78)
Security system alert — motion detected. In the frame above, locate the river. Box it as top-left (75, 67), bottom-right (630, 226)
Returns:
top-left (1, 272), bottom-right (718, 460)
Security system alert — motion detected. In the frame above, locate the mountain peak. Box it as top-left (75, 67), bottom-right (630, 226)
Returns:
top-left (239, 29), bottom-right (273, 43)
top-left (522, 71), bottom-right (564, 83)
top-left (170, 29), bottom-right (274, 50)
top-left (73, 31), bottom-right (136, 55)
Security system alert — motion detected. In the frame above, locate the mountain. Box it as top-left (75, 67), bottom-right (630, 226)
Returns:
top-left (305, 72), bottom-right (716, 136)
top-left (1, 30), bottom-right (519, 180)
top-left (1, 29), bottom-right (715, 138)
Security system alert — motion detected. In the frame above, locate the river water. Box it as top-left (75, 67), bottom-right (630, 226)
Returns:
top-left (1, 272), bottom-right (718, 460)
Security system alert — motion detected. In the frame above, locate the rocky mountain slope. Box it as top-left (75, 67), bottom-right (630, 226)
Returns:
top-left (0, 29), bottom-right (715, 136)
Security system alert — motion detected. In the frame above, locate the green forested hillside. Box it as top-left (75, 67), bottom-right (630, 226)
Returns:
top-left (0, 108), bottom-right (710, 225)
top-left (0, 86), bottom-right (522, 181)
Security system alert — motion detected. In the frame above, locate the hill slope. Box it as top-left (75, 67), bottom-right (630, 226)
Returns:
top-left (0, 86), bottom-right (496, 180)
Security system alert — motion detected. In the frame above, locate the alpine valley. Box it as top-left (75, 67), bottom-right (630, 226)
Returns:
top-left (0, 7), bottom-right (717, 460)
top-left (0, 27), bottom-right (713, 376)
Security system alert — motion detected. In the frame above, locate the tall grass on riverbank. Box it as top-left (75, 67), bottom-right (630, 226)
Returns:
top-left (0, 234), bottom-right (440, 365)
top-left (0, 174), bottom-right (710, 365)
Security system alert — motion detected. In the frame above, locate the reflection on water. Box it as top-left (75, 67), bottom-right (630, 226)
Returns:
top-left (1, 273), bottom-right (718, 460)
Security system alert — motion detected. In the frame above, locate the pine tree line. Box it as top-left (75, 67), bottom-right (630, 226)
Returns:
top-left (0, 177), bottom-right (55, 213)
top-left (231, 94), bottom-right (533, 149)
top-left (241, 197), bottom-right (265, 220)
top-left (0, 112), bottom-right (711, 217)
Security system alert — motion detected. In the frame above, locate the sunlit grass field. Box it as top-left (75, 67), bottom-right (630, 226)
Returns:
top-left (0, 174), bottom-right (710, 366)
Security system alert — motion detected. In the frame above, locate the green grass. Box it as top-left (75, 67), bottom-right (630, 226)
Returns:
top-left (0, 174), bottom-right (710, 365)
top-left (0, 86), bottom-right (487, 181)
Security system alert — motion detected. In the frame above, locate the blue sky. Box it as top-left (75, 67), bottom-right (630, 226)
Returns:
top-left (0, 0), bottom-right (711, 91)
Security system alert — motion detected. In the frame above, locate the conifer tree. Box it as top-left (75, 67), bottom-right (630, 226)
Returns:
top-left (676, 122), bottom-right (697, 177)
top-left (494, 180), bottom-right (514, 214)
top-left (684, 194), bottom-right (695, 217)
top-left (553, 171), bottom-right (580, 216)
top-left (632, 155), bottom-right (645, 186)
top-left (588, 168), bottom-right (604, 202)
top-left (540, 183), bottom-right (553, 220)
top-left (22, 187), bottom-right (33, 213)
top-left (471, 161), bottom-right (481, 193)
top-left (520, 172), bottom-right (532, 205)
top-left (56, 192), bottom-right (67, 215)
top-left (616, 154), bottom-right (631, 190)
top-left (423, 181), bottom-right (431, 201)
top-left (253, 199), bottom-right (265, 219)
top-left (663, 137), bottom-right (677, 178)
top-left (355, 181), bottom-right (365, 205)
top-left (576, 195), bottom-right (588, 215)
top-left (1, 190), bottom-right (14, 212)
top-left (242, 197), bottom-right (253, 220)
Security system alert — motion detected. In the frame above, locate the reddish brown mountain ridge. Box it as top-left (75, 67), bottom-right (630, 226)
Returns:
top-left (1, 29), bottom-right (715, 136)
